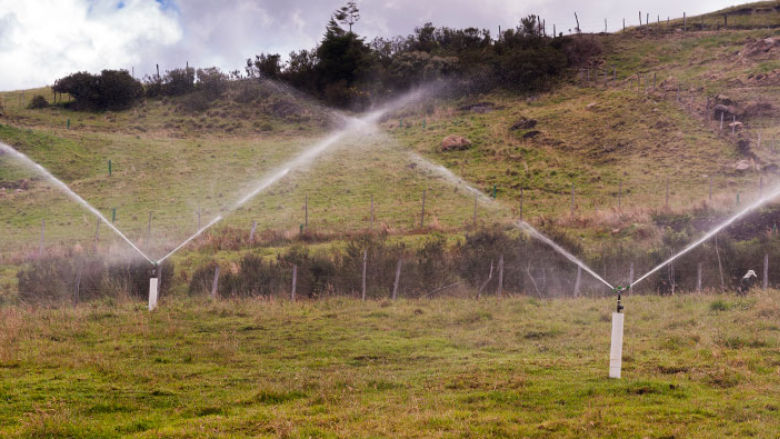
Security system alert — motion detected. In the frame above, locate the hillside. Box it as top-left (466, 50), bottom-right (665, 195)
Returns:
top-left (0, 3), bottom-right (778, 300)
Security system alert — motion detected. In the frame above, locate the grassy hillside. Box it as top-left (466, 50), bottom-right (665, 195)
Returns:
top-left (0, 4), bottom-right (778, 299)
top-left (1, 293), bottom-right (778, 438)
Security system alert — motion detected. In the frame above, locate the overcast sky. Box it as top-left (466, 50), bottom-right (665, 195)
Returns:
top-left (0, 0), bottom-right (738, 91)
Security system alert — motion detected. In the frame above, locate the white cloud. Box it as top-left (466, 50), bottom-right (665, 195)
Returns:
top-left (0, 0), bottom-right (181, 90)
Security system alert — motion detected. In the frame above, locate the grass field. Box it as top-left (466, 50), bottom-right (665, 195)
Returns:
top-left (0, 292), bottom-right (778, 438)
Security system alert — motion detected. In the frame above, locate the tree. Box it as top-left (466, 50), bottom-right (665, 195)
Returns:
top-left (334, 1), bottom-right (360, 33)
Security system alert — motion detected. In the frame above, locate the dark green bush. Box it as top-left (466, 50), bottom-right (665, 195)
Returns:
top-left (28, 95), bottom-right (49, 109)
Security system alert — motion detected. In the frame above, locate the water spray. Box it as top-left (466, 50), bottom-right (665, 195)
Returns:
top-left (0, 141), bottom-right (155, 265)
top-left (631, 185), bottom-right (780, 289)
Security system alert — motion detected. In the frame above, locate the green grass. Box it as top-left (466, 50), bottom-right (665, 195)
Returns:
top-left (0, 292), bottom-right (778, 437)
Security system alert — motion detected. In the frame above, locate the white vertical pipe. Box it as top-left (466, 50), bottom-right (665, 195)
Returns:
top-left (148, 277), bottom-right (159, 311)
top-left (609, 312), bottom-right (624, 378)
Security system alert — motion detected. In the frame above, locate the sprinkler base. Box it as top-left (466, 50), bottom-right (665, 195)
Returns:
top-left (148, 277), bottom-right (159, 311)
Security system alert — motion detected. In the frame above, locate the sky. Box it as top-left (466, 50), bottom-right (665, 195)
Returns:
top-left (0, 0), bottom-right (739, 91)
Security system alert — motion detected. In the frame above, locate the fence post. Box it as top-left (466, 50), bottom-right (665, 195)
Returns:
top-left (370, 194), bottom-right (375, 230)
top-left (696, 262), bottom-right (702, 292)
top-left (211, 266), bottom-right (220, 299)
top-left (361, 249), bottom-right (368, 301)
top-left (570, 183), bottom-right (575, 215)
top-left (763, 253), bottom-right (769, 290)
top-left (304, 194), bottom-right (308, 230)
top-left (623, 18), bottom-right (625, 31)
top-left (709, 177), bottom-right (713, 202)
top-left (291, 265), bottom-right (297, 301)
top-left (473, 193), bottom-right (478, 227)
top-left (720, 111), bottom-right (724, 130)
top-left (629, 262), bottom-right (634, 286)
top-left (496, 254), bottom-right (504, 299)
top-left (519, 188), bottom-right (524, 220)
top-left (249, 220), bottom-right (257, 243)
top-left (683, 12), bottom-right (686, 31)
top-left (37, 219), bottom-right (45, 257)
top-left (94, 218), bottom-right (101, 251)
top-left (420, 189), bottom-right (426, 228)
top-left (618, 180), bottom-right (623, 209)
top-left (392, 258), bottom-right (402, 300)
top-left (573, 266), bottom-right (582, 297)
top-left (197, 207), bottom-right (201, 230)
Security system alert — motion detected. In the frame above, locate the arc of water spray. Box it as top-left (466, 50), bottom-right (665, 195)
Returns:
top-left (403, 147), bottom-right (614, 290)
top-left (155, 87), bottom-right (433, 263)
top-left (0, 141), bottom-right (155, 264)
top-left (631, 185), bottom-right (780, 288)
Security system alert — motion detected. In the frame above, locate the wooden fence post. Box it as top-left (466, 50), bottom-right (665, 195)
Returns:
top-left (519, 188), bottom-right (524, 220)
top-left (570, 183), bottom-right (576, 215)
top-left (496, 254), bottom-right (504, 299)
top-left (211, 266), bottom-right (220, 299)
top-left (709, 177), bottom-right (713, 202)
top-left (623, 18), bottom-right (625, 31)
top-left (573, 266), bottom-right (582, 297)
top-left (420, 189), bottom-right (426, 228)
top-left (361, 249), bottom-right (368, 301)
top-left (370, 194), bottom-right (375, 230)
top-left (39, 219), bottom-right (45, 257)
top-left (683, 12), bottom-right (686, 31)
top-left (763, 253), bottom-right (769, 290)
top-left (94, 218), bottom-right (101, 251)
top-left (197, 207), bottom-right (201, 230)
top-left (618, 180), bottom-right (623, 209)
top-left (720, 111), bottom-right (724, 130)
top-left (249, 221), bottom-right (257, 243)
top-left (291, 265), bottom-right (297, 301)
top-left (574, 12), bottom-right (580, 33)
top-left (696, 262), bottom-right (702, 292)
top-left (392, 258), bottom-right (402, 300)
top-left (304, 194), bottom-right (308, 230)
top-left (478, 260), bottom-right (494, 299)
top-left (473, 193), bottom-right (478, 227)
top-left (629, 262), bottom-right (635, 286)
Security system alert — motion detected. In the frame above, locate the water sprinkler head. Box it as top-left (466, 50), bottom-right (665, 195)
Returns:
top-left (613, 285), bottom-right (627, 313)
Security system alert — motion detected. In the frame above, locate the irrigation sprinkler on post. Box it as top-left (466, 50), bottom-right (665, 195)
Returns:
top-left (609, 285), bottom-right (627, 379)
top-left (148, 264), bottom-right (160, 311)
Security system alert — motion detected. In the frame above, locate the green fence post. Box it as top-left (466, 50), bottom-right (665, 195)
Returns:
top-left (108, 160), bottom-right (112, 176)
top-left (111, 208), bottom-right (116, 223)
top-left (66, 119), bottom-right (70, 130)
top-left (492, 185), bottom-right (497, 199)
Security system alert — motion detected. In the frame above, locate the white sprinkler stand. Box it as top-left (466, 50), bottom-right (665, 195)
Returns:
top-left (148, 277), bottom-right (159, 311)
top-left (609, 288), bottom-right (626, 379)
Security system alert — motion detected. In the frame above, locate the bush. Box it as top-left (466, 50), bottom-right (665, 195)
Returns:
top-left (52, 70), bottom-right (143, 111)
top-left (196, 67), bottom-right (228, 100)
top-left (28, 95), bottom-right (49, 109)
top-left (17, 256), bottom-right (173, 304)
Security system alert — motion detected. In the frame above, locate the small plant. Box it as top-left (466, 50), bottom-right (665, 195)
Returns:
top-left (709, 300), bottom-right (730, 312)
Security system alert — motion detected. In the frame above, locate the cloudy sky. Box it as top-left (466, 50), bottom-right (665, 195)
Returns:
top-left (0, 0), bottom-right (736, 91)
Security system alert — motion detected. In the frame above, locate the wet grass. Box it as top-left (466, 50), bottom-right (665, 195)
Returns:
top-left (0, 291), bottom-right (778, 437)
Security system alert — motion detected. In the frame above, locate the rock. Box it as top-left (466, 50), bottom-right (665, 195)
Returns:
top-left (509, 117), bottom-right (537, 131)
top-left (522, 130), bottom-right (541, 139)
top-left (441, 135), bottom-right (472, 151)
top-left (738, 36), bottom-right (778, 59)
top-left (743, 101), bottom-right (773, 117)
top-left (585, 102), bottom-right (597, 110)
top-left (712, 103), bottom-right (743, 121)
top-left (734, 160), bottom-right (751, 171)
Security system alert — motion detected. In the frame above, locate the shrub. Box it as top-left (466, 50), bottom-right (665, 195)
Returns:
top-left (28, 95), bottom-right (49, 109)
top-left (196, 67), bottom-right (228, 100)
top-left (52, 70), bottom-right (143, 111)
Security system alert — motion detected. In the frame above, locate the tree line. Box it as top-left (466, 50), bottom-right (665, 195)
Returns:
top-left (47, 3), bottom-right (601, 111)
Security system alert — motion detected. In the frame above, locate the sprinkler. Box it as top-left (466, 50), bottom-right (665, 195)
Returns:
top-left (609, 285), bottom-right (629, 379)
top-left (148, 263), bottom-right (160, 311)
